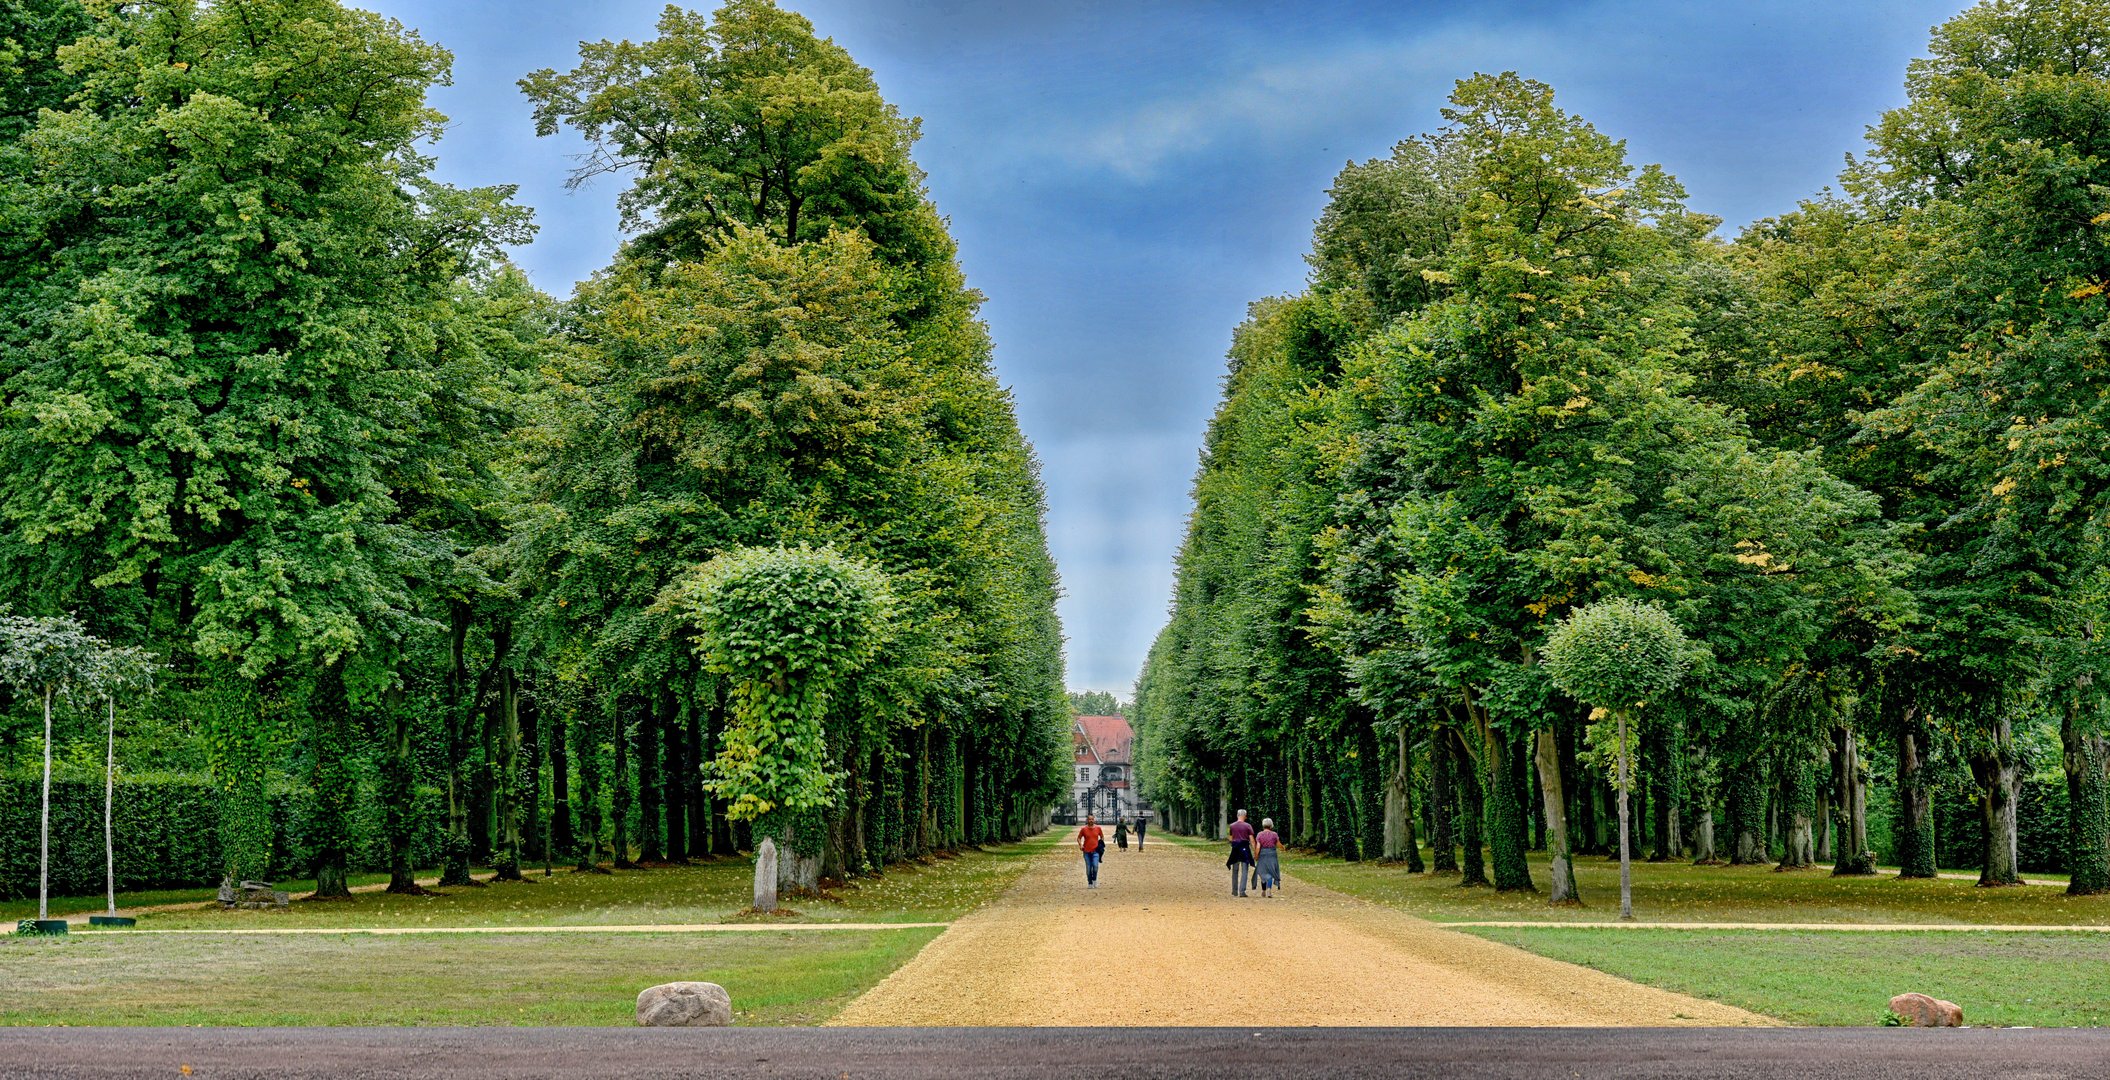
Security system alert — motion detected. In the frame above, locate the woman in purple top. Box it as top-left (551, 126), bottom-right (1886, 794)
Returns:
top-left (1226, 809), bottom-right (1255, 897)
top-left (1255, 817), bottom-right (1282, 897)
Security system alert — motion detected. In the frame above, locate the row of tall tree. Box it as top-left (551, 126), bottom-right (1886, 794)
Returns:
top-left (1134, 0), bottom-right (2110, 899)
top-left (0, 0), bottom-right (1068, 896)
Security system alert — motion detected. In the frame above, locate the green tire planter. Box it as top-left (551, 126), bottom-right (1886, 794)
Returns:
top-left (15, 919), bottom-right (70, 936)
top-left (88, 915), bottom-right (135, 928)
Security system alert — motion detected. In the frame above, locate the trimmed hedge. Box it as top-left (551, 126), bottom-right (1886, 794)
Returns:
top-left (0, 771), bottom-right (445, 901)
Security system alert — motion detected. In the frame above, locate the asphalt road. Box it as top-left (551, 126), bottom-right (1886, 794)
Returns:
top-left (4, 1027), bottom-right (2110, 1079)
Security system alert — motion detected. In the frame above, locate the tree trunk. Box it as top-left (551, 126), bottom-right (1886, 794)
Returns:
top-left (1615, 711), bottom-right (1633, 920)
top-left (522, 688), bottom-right (544, 867)
top-left (1648, 725), bottom-right (1674, 862)
top-left (612, 695), bottom-right (637, 869)
top-left (1383, 727), bottom-right (1409, 860)
top-left (309, 663), bottom-right (355, 899)
top-left (662, 687), bottom-right (687, 861)
top-left (687, 684), bottom-right (709, 857)
top-left (1688, 741), bottom-right (1717, 863)
top-left (1481, 719), bottom-right (1534, 892)
top-left (1728, 758), bottom-right (1767, 865)
top-left (1357, 716), bottom-right (1385, 862)
top-left (491, 652), bottom-right (525, 882)
top-left (549, 699), bottom-right (576, 862)
top-left (573, 694), bottom-right (609, 873)
top-left (440, 605), bottom-right (476, 887)
top-left (1814, 784), bottom-right (1834, 863)
top-left (382, 685), bottom-right (425, 894)
top-left (1402, 733), bottom-right (1425, 873)
top-left (1894, 724), bottom-right (1935, 878)
top-left (1971, 716), bottom-right (2022, 887)
top-left (1830, 725), bottom-right (1874, 876)
top-left (1779, 748), bottom-right (1815, 869)
top-left (1453, 728), bottom-right (1487, 887)
top-left (2061, 707), bottom-right (2109, 896)
top-left (1430, 731), bottom-right (1457, 873)
top-left (1536, 728), bottom-right (1579, 905)
top-left (636, 685), bottom-right (662, 865)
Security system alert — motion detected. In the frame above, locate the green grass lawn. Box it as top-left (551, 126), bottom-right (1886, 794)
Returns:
top-left (2, 834), bottom-right (1054, 1026)
top-left (1273, 843), bottom-right (2110, 926)
top-left (10, 834), bottom-right (1051, 932)
top-left (1464, 926), bottom-right (2110, 1027)
top-left (0, 928), bottom-right (940, 1025)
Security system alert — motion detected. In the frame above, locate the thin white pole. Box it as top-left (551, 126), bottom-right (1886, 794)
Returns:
top-left (105, 696), bottom-right (117, 918)
top-left (39, 685), bottom-right (53, 921)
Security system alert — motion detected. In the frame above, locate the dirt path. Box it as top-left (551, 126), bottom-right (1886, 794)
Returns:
top-left (829, 835), bottom-right (1772, 1027)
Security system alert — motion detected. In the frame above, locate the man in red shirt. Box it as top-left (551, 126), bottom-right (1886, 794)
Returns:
top-left (1077, 815), bottom-right (1105, 889)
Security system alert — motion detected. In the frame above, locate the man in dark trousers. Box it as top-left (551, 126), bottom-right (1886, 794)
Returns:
top-left (1134, 815), bottom-right (1147, 849)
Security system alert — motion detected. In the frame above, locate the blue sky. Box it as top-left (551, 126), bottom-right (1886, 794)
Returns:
top-left (364, 0), bottom-right (1965, 696)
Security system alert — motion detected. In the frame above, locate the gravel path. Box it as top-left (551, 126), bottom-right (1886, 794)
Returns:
top-left (829, 836), bottom-right (1772, 1026)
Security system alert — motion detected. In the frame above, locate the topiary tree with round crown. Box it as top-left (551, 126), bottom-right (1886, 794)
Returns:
top-left (1543, 598), bottom-right (1694, 920)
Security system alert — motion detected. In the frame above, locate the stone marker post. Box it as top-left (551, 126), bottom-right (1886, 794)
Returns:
top-left (754, 837), bottom-right (778, 912)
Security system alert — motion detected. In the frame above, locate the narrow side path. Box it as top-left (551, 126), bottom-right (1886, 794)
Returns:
top-left (829, 834), bottom-right (1772, 1026)
top-left (59, 922), bottom-right (948, 936)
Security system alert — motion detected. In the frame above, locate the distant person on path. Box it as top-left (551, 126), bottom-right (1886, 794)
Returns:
top-left (1077, 815), bottom-right (1105, 889)
top-left (1115, 817), bottom-right (1129, 850)
top-left (1227, 809), bottom-right (1255, 897)
top-left (1134, 816), bottom-right (1146, 849)
top-left (1256, 817), bottom-right (1283, 897)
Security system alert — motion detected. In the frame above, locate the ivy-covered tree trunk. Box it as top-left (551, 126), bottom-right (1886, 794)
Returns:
top-left (2061, 708), bottom-right (2109, 896)
top-left (1453, 729), bottom-right (1487, 887)
top-left (636, 688), bottom-right (662, 865)
top-left (548, 698), bottom-right (576, 866)
top-left (1648, 724), bottom-right (1680, 863)
top-left (1481, 722), bottom-right (1534, 892)
top-left (491, 659), bottom-right (526, 882)
top-left (1535, 728), bottom-right (1579, 905)
top-left (1430, 731), bottom-right (1457, 873)
top-left (1384, 729), bottom-right (1409, 860)
top-left (708, 689), bottom-right (736, 855)
top-left (687, 686), bottom-right (709, 858)
top-left (1727, 758), bottom-right (1767, 866)
top-left (1830, 725), bottom-right (1874, 876)
top-left (1689, 742), bottom-right (1718, 864)
top-left (612, 696), bottom-right (637, 869)
top-left (1894, 724), bottom-right (1935, 879)
top-left (1779, 748), bottom-right (1815, 869)
top-left (309, 663), bottom-right (355, 899)
top-left (380, 686), bottom-right (425, 895)
top-left (1814, 783), bottom-right (1834, 863)
top-left (522, 690), bottom-right (544, 867)
top-left (662, 688), bottom-right (687, 861)
top-left (440, 605), bottom-right (476, 887)
top-left (1972, 716), bottom-right (2023, 887)
top-left (1357, 717), bottom-right (1385, 861)
top-left (573, 698), bottom-right (609, 873)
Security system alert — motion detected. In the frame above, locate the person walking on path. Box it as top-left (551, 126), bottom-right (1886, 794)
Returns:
top-left (1134, 816), bottom-right (1146, 849)
top-left (1227, 809), bottom-right (1255, 897)
top-left (1115, 818), bottom-right (1129, 850)
top-left (1077, 815), bottom-right (1106, 889)
top-left (1255, 817), bottom-right (1283, 897)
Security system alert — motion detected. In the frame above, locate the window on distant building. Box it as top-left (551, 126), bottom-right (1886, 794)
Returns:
top-left (1078, 767), bottom-right (1091, 783)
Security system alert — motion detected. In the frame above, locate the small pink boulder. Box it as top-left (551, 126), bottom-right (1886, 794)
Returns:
top-left (1888, 992), bottom-right (1963, 1027)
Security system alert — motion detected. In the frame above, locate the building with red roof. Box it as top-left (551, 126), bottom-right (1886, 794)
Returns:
top-left (1069, 715), bottom-right (1140, 824)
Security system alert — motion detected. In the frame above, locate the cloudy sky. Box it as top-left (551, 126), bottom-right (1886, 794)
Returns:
top-left (363, 0), bottom-right (1964, 695)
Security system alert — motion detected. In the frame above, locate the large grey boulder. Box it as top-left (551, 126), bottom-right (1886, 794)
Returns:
top-left (754, 837), bottom-right (778, 912)
top-left (636, 982), bottom-right (732, 1027)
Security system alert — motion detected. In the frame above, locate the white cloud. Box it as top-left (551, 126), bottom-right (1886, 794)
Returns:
top-left (1065, 25), bottom-right (1565, 180)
